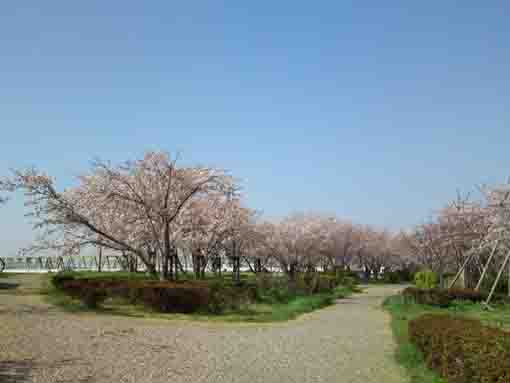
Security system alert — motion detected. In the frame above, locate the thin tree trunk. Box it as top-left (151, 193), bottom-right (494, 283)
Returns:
top-left (97, 246), bottom-right (102, 273)
top-left (201, 257), bottom-right (206, 279)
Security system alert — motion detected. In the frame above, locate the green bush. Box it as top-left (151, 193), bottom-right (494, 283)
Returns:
top-left (403, 287), bottom-right (486, 307)
top-left (396, 268), bottom-right (415, 283)
top-left (57, 277), bottom-right (261, 314)
top-left (141, 283), bottom-right (211, 313)
top-left (317, 274), bottom-right (338, 292)
top-left (382, 271), bottom-right (402, 284)
top-left (403, 287), bottom-right (451, 307)
top-left (81, 288), bottom-right (108, 309)
top-left (207, 279), bottom-right (254, 314)
top-left (414, 270), bottom-right (439, 289)
top-left (207, 279), bottom-right (230, 314)
top-left (409, 314), bottom-right (510, 383)
top-left (335, 270), bottom-right (360, 286)
top-left (51, 271), bottom-right (76, 288)
top-left (253, 274), bottom-right (295, 303)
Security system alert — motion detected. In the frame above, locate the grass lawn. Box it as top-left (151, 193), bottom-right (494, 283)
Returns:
top-left (1, 271), bottom-right (359, 323)
top-left (0, 272), bottom-right (49, 294)
top-left (383, 293), bottom-right (510, 383)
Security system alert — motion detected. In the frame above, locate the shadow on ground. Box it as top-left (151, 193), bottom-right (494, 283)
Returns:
top-left (0, 283), bottom-right (19, 290)
top-left (0, 360), bottom-right (33, 382)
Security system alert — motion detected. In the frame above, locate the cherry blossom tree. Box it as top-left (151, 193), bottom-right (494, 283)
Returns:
top-left (0, 179), bottom-right (13, 205)
top-left (1, 152), bottom-right (236, 280)
top-left (318, 218), bottom-right (358, 271)
top-left (260, 213), bottom-right (325, 281)
top-left (179, 192), bottom-right (254, 280)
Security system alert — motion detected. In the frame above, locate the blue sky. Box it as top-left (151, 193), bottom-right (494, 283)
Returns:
top-left (1, 2), bottom-right (509, 255)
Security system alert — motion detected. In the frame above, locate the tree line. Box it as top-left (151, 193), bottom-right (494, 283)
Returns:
top-left (5, 150), bottom-right (505, 283)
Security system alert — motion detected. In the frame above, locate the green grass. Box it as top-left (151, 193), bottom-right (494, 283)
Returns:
top-left (0, 272), bottom-right (49, 295)
top-left (46, 282), bottom-right (358, 322)
top-left (383, 293), bottom-right (510, 383)
top-left (383, 295), bottom-right (445, 383)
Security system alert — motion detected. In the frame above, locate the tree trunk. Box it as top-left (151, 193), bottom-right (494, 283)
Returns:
top-left (170, 246), bottom-right (177, 280)
top-left (201, 257), bottom-right (206, 279)
top-left (233, 256), bottom-right (241, 283)
top-left (255, 259), bottom-right (262, 273)
top-left (97, 246), bottom-right (103, 273)
top-left (193, 252), bottom-right (202, 279)
top-left (175, 253), bottom-right (186, 275)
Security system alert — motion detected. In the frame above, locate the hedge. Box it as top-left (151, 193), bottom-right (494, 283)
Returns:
top-left (409, 314), bottom-right (510, 383)
top-left (402, 287), bottom-right (486, 307)
top-left (52, 272), bottom-right (342, 313)
top-left (56, 277), bottom-right (257, 313)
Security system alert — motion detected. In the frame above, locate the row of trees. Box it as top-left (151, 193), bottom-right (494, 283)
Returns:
top-left (1, 151), bottom-right (412, 281)
top-left (401, 185), bottom-right (510, 287)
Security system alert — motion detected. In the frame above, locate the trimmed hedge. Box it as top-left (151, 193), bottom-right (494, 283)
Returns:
top-left (409, 314), bottom-right (510, 383)
top-left (55, 277), bottom-right (258, 314)
top-left (402, 287), bottom-right (486, 307)
top-left (52, 271), bottom-right (346, 314)
top-left (60, 279), bottom-right (212, 312)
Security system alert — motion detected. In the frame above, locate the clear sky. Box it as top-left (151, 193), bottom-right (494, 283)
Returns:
top-left (1, 2), bottom-right (509, 256)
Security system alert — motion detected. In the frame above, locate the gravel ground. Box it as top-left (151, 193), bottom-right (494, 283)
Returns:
top-left (0, 277), bottom-right (407, 383)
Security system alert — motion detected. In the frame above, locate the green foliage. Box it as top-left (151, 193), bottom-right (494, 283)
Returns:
top-left (414, 271), bottom-right (439, 289)
top-left (48, 271), bottom-right (358, 321)
top-left (381, 268), bottom-right (416, 284)
top-left (403, 287), bottom-right (486, 307)
top-left (383, 295), bottom-right (447, 383)
top-left (252, 273), bottom-right (309, 303)
top-left (409, 314), bottom-right (510, 383)
top-left (335, 270), bottom-right (360, 287)
top-left (51, 271), bottom-right (76, 288)
top-left (81, 288), bottom-right (108, 309)
top-left (385, 292), bottom-right (510, 383)
top-left (207, 279), bottom-right (229, 314)
top-left (206, 279), bottom-right (256, 314)
top-left (141, 284), bottom-right (211, 313)
top-left (383, 271), bottom-right (403, 284)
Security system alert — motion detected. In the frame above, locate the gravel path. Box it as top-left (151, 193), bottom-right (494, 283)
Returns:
top-left (0, 278), bottom-right (406, 383)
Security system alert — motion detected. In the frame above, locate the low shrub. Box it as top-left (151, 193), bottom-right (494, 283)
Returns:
top-left (253, 274), bottom-right (295, 303)
top-left (51, 271), bottom-right (76, 288)
top-left (267, 283), bottom-right (294, 303)
top-left (409, 314), bottom-right (510, 383)
top-left (403, 287), bottom-right (451, 307)
top-left (57, 277), bottom-right (261, 314)
top-left (414, 270), bottom-right (439, 289)
top-left (396, 268), bottom-right (415, 283)
top-left (403, 287), bottom-right (486, 307)
top-left (54, 272), bottom-right (350, 315)
top-left (448, 288), bottom-right (486, 303)
top-left (382, 271), bottom-right (402, 284)
top-left (335, 270), bottom-right (360, 286)
top-left (207, 279), bottom-right (230, 314)
top-left (317, 274), bottom-right (338, 292)
top-left (206, 279), bottom-right (256, 314)
top-left (141, 283), bottom-right (210, 313)
top-left (81, 288), bottom-right (108, 309)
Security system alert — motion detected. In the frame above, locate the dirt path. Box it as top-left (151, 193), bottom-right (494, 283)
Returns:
top-left (0, 276), bottom-right (406, 383)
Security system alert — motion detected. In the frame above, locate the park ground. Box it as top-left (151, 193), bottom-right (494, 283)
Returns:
top-left (0, 273), bottom-right (407, 383)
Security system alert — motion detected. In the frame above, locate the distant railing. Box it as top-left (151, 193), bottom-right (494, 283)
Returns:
top-left (0, 255), bottom-right (131, 273)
